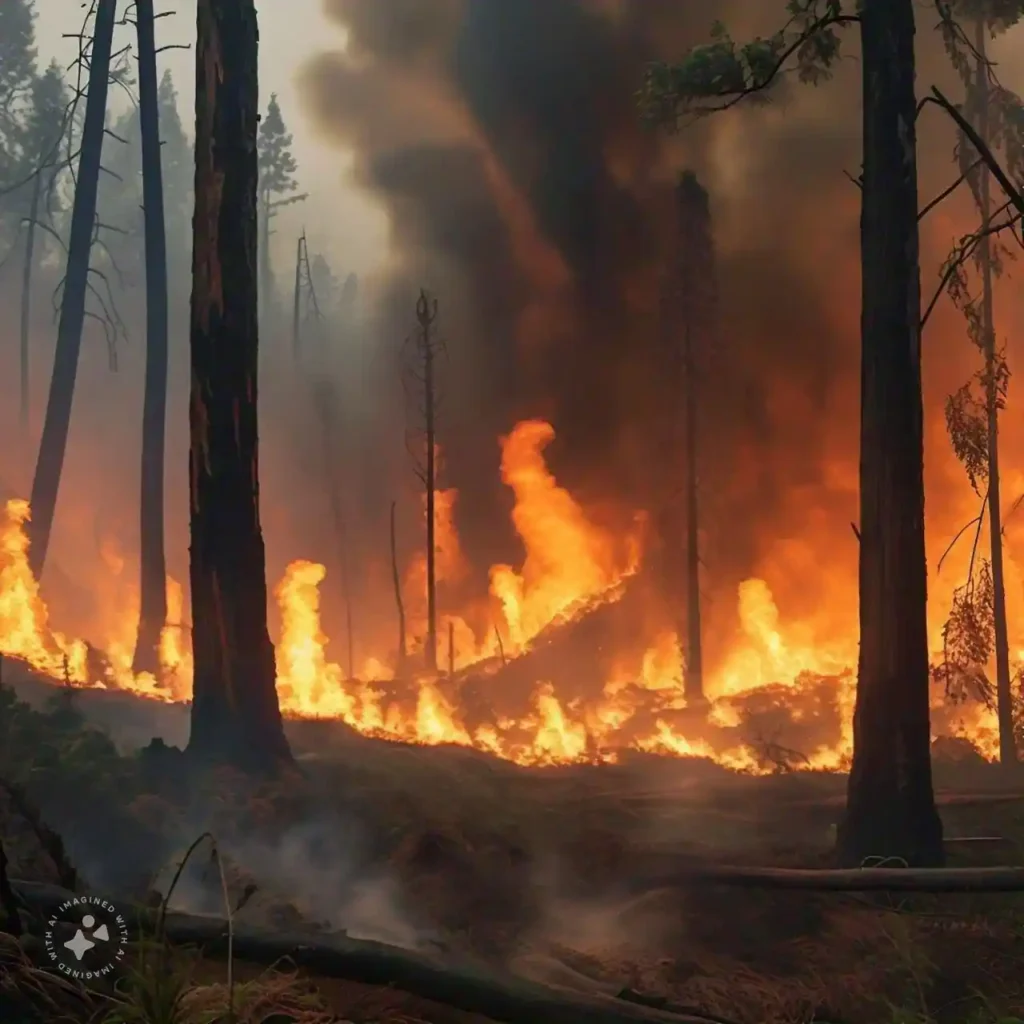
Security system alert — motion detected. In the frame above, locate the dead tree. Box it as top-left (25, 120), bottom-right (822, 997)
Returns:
top-left (132, 0), bottom-right (171, 676)
top-left (290, 229), bottom-right (318, 363)
top-left (391, 500), bottom-right (407, 671)
top-left (313, 381), bottom-right (356, 681)
top-left (187, 0), bottom-right (292, 771)
top-left (667, 171), bottom-right (715, 707)
top-left (402, 289), bottom-right (444, 672)
top-left (27, 0), bottom-right (117, 576)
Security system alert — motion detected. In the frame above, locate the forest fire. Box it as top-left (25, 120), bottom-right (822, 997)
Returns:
top-left (0, 420), bottom-right (1002, 771)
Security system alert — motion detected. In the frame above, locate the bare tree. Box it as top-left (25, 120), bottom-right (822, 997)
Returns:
top-left (131, 0), bottom-right (171, 676)
top-left (28, 0), bottom-right (118, 576)
top-left (391, 499), bottom-right (407, 672)
top-left (666, 171), bottom-right (715, 707)
top-left (290, 229), bottom-right (319, 363)
top-left (402, 289), bottom-right (444, 672)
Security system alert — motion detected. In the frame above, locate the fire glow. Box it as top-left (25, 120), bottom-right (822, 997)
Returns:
top-left (0, 419), bottom-right (1002, 770)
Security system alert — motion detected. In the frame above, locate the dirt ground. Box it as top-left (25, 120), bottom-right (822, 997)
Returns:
top-left (5, 675), bottom-right (1024, 1024)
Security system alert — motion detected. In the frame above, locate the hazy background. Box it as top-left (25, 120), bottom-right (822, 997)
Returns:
top-left (9, 0), bottom-right (1024, 698)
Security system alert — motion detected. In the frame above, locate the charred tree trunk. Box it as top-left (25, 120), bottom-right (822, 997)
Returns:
top-left (315, 384), bottom-right (356, 680)
top-left (187, 0), bottom-right (292, 771)
top-left (19, 171), bottom-right (42, 433)
top-left (418, 291), bottom-right (438, 673)
top-left (672, 172), bottom-right (711, 706)
top-left (259, 191), bottom-right (271, 324)
top-left (391, 500), bottom-right (407, 671)
top-left (132, 0), bottom-right (170, 676)
top-left (681, 322), bottom-right (704, 706)
top-left (291, 234), bottom-right (301, 361)
top-left (837, 0), bottom-right (943, 866)
top-left (974, 20), bottom-right (1015, 765)
top-left (27, 0), bottom-right (116, 576)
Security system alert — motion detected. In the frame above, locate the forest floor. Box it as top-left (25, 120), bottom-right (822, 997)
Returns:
top-left (1, 666), bottom-right (1024, 1024)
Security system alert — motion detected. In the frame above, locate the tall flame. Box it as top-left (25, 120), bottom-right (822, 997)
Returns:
top-left (0, 415), bottom-right (1003, 772)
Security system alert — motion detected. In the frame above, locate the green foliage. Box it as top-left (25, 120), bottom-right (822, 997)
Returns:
top-left (637, 0), bottom-right (854, 127)
top-left (257, 94), bottom-right (298, 201)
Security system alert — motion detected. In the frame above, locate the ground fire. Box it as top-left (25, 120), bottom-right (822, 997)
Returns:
top-left (0, 416), bottom-right (1002, 770)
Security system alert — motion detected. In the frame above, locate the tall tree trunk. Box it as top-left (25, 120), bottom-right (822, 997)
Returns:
top-left (974, 19), bottom-right (1015, 765)
top-left (682, 321), bottom-right (704, 706)
top-left (132, 0), bottom-right (170, 676)
top-left (19, 171), bottom-right (41, 434)
top-left (391, 500), bottom-right (407, 672)
top-left (837, 0), bottom-right (943, 866)
top-left (419, 292), bottom-right (438, 673)
top-left (187, 0), bottom-right (292, 771)
top-left (259, 192), bottom-right (271, 323)
top-left (291, 234), bottom-right (301, 361)
top-left (27, 0), bottom-right (116, 576)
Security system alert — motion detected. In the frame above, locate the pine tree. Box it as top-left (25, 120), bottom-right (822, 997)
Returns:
top-left (18, 62), bottom-right (70, 431)
top-left (256, 94), bottom-right (304, 321)
top-left (0, 0), bottom-right (39, 239)
top-left (156, 70), bottom-right (192, 276)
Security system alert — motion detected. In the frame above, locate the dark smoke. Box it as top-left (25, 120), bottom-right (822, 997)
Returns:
top-left (300, 0), bottom-right (989, 660)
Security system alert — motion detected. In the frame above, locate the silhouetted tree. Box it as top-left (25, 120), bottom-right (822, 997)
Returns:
top-left (187, 0), bottom-right (292, 770)
top-left (17, 63), bottom-right (69, 433)
top-left (640, 0), bottom-right (944, 865)
top-left (131, 0), bottom-right (170, 677)
top-left (256, 94), bottom-right (304, 323)
top-left (28, 0), bottom-right (117, 577)
top-left (935, 1), bottom-right (1024, 765)
top-left (0, 0), bottom-right (37, 214)
top-left (669, 171), bottom-right (715, 707)
top-left (402, 290), bottom-right (443, 672)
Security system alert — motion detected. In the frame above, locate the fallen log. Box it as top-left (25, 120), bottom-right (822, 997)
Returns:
top-left (10, 879), bottom-right (723, 1024)
top-left (643, 861), bottom-right (1024, 892)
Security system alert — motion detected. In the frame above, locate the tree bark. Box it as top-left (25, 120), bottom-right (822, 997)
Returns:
top-left (419, 291), bottom-right (438, 673)
top-left (132, 0), bottom-right (170, 677)
top-left (19, 170), bottom-right (41, 434)
top-left (974, 19), bottom-right (1015, 765)
top-left (391, 499), bottom-right (407, 671)
top-left (27, 0), bottom-right (116, 576)
top-left (682, 322), bottom-right (704, 706)
top-left (291, 233), bottom-right (301, 360)
top-left (187, 0), bottom-right (292, 770)
top-left (837, 0), bottom-right (944, 867)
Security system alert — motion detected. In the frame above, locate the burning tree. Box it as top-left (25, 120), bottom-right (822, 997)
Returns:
top-left (639, 0), bottom-right (945, 864)
top-left (187, 0), bottom-right (292, 770)
top-left (131, 0), bottom-right (171, 677)
top-left (402, 290), bottom-right (445, 673)
top-left (932, 0), bottom-right (1024, 766)
top-left (665, 170), bottom-right (715, 707)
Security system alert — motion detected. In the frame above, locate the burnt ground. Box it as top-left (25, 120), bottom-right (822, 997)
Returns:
top-left (2, 665), bottom-right (1024, 1024)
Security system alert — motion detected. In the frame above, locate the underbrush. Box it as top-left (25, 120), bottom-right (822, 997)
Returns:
top-left (6, 677), bottom-right (1024, 1022)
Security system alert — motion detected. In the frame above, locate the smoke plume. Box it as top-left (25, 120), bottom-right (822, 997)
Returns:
top-left (298, 0), bottom-right (1024, 671)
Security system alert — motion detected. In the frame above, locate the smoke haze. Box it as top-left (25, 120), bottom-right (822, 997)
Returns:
top-left (6, 0), bottom-right (1024, 712)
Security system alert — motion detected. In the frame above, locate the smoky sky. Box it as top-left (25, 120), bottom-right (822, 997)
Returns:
top-left (299, 0), bottom-right (977, 628)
